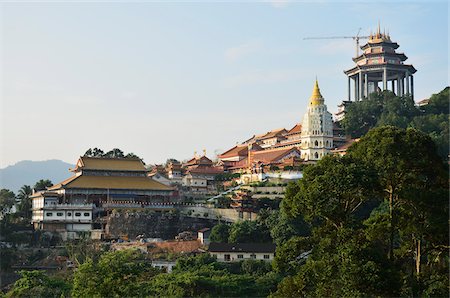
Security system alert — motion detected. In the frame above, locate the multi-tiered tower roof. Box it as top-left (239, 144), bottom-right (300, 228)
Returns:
top-left (344, 25), bottom-right (416, 101)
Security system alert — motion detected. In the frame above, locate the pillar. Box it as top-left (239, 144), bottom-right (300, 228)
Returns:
top-left (383, 68), bottom-right (387, 90)
top-left (410, 75), bottom-right (414, 100)
top-left (365, 73), bottom-right (369, 98)
top-left (354, 77), bottom-right (357, 101)
top-left (391, 80), bottom-right (395, 93)
top-left (397, 75), bottom-right (401, 95)
top-left (358, 72), bottom-right (363, 100)
top-left (348, 76), bottom-right (351, 101)
top-left (405, 71), bottom-right (410, 95)
top-left (400, 76), bottom-right (404, 96)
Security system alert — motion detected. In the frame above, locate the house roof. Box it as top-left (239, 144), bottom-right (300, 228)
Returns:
top-left (252, 147), bottom-right (301, 163)
top-left (187, 166), bottom-right (223, 175)
top-left (74, 156), bottom-right (146, 172)
top-left (286, 123), bottom-right (302, 135)
top-left (208, 243), bottom-right (276, 253)
top-left (258, 128), bottom-right (287, 140)
top-left (198, 228), bottom-right (210, 233)
top-left (48, 175), bottom-right (172, 191)
top-left (218, 144), bottom-right (248, 159)
top-left (332, 138), bottom-right (359, 152)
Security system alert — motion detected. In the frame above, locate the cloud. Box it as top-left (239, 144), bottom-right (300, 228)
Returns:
top-left (266, 0), bottom-right (291, 8)
top-left (225, 40), bottom-right (262, 62)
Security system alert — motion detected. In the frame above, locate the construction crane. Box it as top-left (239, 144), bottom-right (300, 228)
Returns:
top-left (303, 28), bottom-right (370, 57)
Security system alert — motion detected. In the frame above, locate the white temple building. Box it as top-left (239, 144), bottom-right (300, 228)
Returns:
top-left (300, 80), bottom-right (334, 161)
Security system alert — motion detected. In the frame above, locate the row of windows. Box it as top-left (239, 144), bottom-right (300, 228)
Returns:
top-left (224, 254), bottom-right (271, 261)
top-left (45, 212), bottom-right (90, 217)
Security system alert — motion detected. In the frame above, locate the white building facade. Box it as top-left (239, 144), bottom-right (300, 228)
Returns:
top-left (300, 80), bottom-right (334, 161)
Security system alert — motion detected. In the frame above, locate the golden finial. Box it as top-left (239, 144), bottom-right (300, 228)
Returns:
top-left (309, 79), bottom-right (324, 106)
top-left (194, 151), bottom-right (197, 158)
top-left (203, 149), bottom-right (206, 156)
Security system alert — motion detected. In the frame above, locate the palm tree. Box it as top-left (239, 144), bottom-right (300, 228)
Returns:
top-left (17, 185), bottom-right (32, 219)
top-left (34, 179), bottom-right (53, 191)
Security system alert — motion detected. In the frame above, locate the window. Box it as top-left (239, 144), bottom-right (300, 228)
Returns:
top-left (67, 212), bottom-right (72, 216)
top-left (75, 212), bottom-right (81, 217)
top-left (314, 140), bottom-right (318, 147)
top-left (264, 254), bottom-right (270, 259)
top-left (224, 254), bottom-right (231, 262)
top-left (250, 254), bottom-right (256, 259)
top-left (237, 254), bottom-right (243, 259)
top-left (84, 212), bottom-right (90, 217)
top-left (46, 212), bottom-right (53, 217)
top-left (57, 212), bottom-right (63, 216)
top-left (314, 152), bottom-right (319, 159)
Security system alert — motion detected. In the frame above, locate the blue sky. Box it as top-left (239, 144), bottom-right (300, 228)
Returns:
top-left (0, 1), bottom-right (448, 167)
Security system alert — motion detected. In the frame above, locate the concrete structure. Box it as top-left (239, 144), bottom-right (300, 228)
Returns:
top-left (197, 228), bottom-right (211, 245)
top-left (344, 25), bottom-right (416, 101)
top-left (208, 243), bottom-right (276, 262)
top-left (300, 80), bottom-right (334, 161)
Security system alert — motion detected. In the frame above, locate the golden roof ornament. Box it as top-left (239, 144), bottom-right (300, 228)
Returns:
top-left (309, 79), bottom-right (324, 106)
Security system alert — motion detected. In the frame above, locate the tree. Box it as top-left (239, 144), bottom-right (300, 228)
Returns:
top-left (228, 220), bottom-right (271, 243)
top-left (346, 126), bottom-right (449, 294)
top-left (282, 155), bottom-right (379, 229)
top-left (104, 148), bottom-right (125, 158)
top-left (347, 126), bottom-right (448, 261)
top-left (0, 189), bottom-right (16, 216)
top-left (209, 223), bottom-right (230, 243)
top-left (17, 185), bottom-right (32, 219)
top-left (33, 179), bottom-right (53, 191)
top-left (72, 249), bottom-right (159, 297)
top-left (6, 270), bottom-right (71, 298)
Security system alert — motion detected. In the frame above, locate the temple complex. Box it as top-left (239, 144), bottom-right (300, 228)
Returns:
top-left (344, 25), bottom-right (416, 101)
top-left (31, 156), bottom-right (175, 239)
top-left (218, 79), bottom-right (335, 170)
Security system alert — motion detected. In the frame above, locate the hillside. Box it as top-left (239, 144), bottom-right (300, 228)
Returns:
top-left (0, 160), bottom-right (74, 193)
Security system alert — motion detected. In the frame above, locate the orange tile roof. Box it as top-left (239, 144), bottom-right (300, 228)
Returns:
top-left (49, 175), bottom-right (172, 191)
top-left (252, 147), bottom-right (301, 163)
top-left (287, 123), bottom-right (302, 135)
top-left (75, 157), bottom-right (147, 172)
top-left (218, 144), bottom-right (248, 159)
top-left (188, 166), bottom-right (224, 175)
top-left (259, 128), bottom-right (287, 140)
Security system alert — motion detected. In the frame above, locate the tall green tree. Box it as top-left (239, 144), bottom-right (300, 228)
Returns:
top-left (33, 179), bottom-right (53, 191)
top-left (17, 185), bottom-right (32, 219)
top-left (0, 188), bottom-right (16, 216)
top-left (5, 270), bottom-right (71, 298)
top-left (209, 223), bottom-right (230, 243)
top-left (347, 126), bottom-right (448, 260)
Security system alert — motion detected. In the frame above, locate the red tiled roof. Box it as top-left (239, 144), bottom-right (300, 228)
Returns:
top-left (218, 144), bottom-right (248, 159)
top-left (252, 147), bottom-right (301, 163)
top-left (187, 166), bottom-right (223, 175)
top-left (286, 123), bottom-right (302, 135)
top-left (333, 138), bottom-right (359, 151)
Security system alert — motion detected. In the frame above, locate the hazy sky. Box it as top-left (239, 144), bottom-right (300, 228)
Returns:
top-left (1, 1), bottom-right (448, 168)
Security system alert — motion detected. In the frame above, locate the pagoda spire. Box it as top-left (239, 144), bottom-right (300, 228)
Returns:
top-left (309, 79), bottom-right (324, 106)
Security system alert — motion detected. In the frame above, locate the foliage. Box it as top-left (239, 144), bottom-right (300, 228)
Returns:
top-left (228, 220), bottom-right (271, 243)
top-left (83, 147), bottom-right (142, 160)
top-left (341, 87), bottom-right (450, 160)
top-left (16, 185), bottom-right (32, 219)
top-left (209, 223), bottom-right (230, 243)
top-left (71, 249), bottom-right (159, 297)
top-left (6, 270), bottom-right (71, 298)
top-left (0, 188), bottom-right (16, 215)
top-left (33, 179), bottom-right (53, 191)
top-left (274, 125), bottom-right (449, 297)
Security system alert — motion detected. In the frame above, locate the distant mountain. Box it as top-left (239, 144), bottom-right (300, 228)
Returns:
top-left (0, 160), bottom-right (74, 193)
